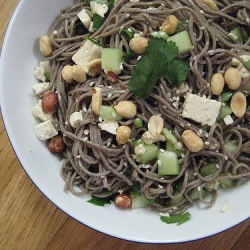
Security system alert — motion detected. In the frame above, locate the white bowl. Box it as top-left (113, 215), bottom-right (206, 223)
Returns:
top-left (0, 0), bottom-right (249, 243)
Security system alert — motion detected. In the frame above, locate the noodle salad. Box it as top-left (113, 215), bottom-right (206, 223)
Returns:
top-left (32, 0), bottom-right (250, 224)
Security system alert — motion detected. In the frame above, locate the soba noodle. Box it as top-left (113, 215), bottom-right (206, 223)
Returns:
top-left (34, 0), bottom-right (250, 215)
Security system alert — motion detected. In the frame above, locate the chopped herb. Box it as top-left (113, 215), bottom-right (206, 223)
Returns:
top-left (123, 49), bottom-right (134, 62)
top-left (45, 72), bottom-right (50, 82)
top-left (161, 212), bottom-right (191, 225)
top-left (87, 196), bottom-right (111, 206)
top-left (220, 92), bottom-right (233, 103)
top-left (87, 37), bottom-right (103, 47)
top-left (244, 59), bottom-right (250, 69)
top-left (128, 38), bottom-right (189, 98)
top-left (176, 20), bottom-right (189, 33)
top-left (121, 27), bottom-right (135, 40)
top-left (93, 13), bottom-right (105, 31)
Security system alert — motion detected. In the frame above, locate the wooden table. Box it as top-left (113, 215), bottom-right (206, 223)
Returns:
top-left (0, 1), bottom-right (249, 249)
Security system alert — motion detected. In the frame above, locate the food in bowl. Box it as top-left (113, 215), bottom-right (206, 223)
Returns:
top-left (31, 0), bottom-right (250, 223)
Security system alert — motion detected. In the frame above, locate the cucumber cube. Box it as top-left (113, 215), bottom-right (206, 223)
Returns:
top-left (101, 48), bottom-right (122, 74)
top-left (100, 105), bottom-right (122, 121)
top-left (157, 151), bottom-right (180, 176)
top-left (162, 128), bottom-right (177, 145)
top-left (167, 30), bottom-right (193, 54)
top-left (138, 144), bottom-right (159, 164)
top-left (228, 26), bottom-right (243, 43)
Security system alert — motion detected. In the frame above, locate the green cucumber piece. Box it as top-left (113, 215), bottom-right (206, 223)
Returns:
top-left (218, 174), bottom-right (234, 188)
top-left (101, 48), bottom-right (122, 74)
top-left (219, 105), bottom-right (232, 119)
top-left (168, 195), bottom-right (184, 206)
top-left (133, 117), bottom-right (143, 128)
top-left (166, 142), bottom-right (184, 158)
top-left (228, 26), bottom-right (243, 43)
top-left (220, 92), bottom-right (233, 103)
top-left (100, 105), bottom-right (122, 121)
top-left (121, 27), bottom-right (135, 40)
top-left (161, 128), bottom-right (178, 145)
top-left (138, 144), bottom-right (159, 164)
top-left (200, 162), bottom-right (217, 177)
top-left (131, 193), bottom-right (151, 209)
top-left (244, 59), bottom-right (250, 70)
top-left (167, 30), bottom-right (193, 54)
top-left (225, 140), bottom-right (238, 155)
top-left (157, 151), bottom-right (180, 176)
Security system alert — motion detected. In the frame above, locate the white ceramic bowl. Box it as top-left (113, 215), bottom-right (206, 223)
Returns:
top-left (0, 0), bottom-right (249, 243)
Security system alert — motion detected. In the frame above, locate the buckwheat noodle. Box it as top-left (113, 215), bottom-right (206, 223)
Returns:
top-left (38, 0), bottom-right (250, 215)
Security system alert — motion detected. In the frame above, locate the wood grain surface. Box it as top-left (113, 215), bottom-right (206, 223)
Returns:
top-left (0, 1), bottom-right (249, 249)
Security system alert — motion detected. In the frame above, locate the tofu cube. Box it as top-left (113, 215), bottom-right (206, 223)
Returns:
top-left (32, 82), bottom-right (50, 95)
top-left (34, 120), bottom-right (58, 140)
top-left (77, 9), bottom-right (91, 28)
top-left (182, 93), bottom-right (221, 126)
top-left (32, 100), bottom-right (52, 121)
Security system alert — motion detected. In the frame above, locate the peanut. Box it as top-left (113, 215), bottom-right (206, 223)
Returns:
top-left (114, 194), bottom-right (132, 209)
top-left (224, 67), bottom-right (242, 90)
top-left (148, 115), bottom-right (164, 137)
top-left (88, 59), bottom-right (102, 77)
top-left (41, 91), bottom-right (58, 114)
top-left (161, 15), bottom-right (179, 35)
top-left (62, 65), bottom-right (74, 83)
top-left (129, 37), bottom-right (148, 54)
top-left (197, 0), bottom-right (219, 11)
top-left (116, 126), bottom-right (132, 144)
top-left (114, 101), bottom-right (137, 119)
top-left (39, 35), bottom-right (53, 57)
top-left (230, 92), bottom-right (246, 118)
top-left (211, 73), bottom-right (225, 95)
top-left (62, 65), bottom-right (86, 83)
top-left (182, 130), bottom-right (204, 153)
top-left (91, 87), bottom-right (102, 115)
top-left (48, 135), bottom-right (65, 153)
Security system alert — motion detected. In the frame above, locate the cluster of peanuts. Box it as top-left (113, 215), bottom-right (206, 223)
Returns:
top-left (211, 67), bottom-right (247, 118)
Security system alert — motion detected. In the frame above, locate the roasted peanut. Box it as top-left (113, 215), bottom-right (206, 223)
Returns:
top-left (161, 15), bottom-right (179, 35)
top-left (48, 135), bottom-right (65, 153)
top-left (106, 71), bottom-right (119, 83)
top-left (230, 92), bottom-right (246, 118)
top-left (182, 130), bottom-right (204, 153)
top-left (129, 37), bottom-right (148, 54)
top-left (62, 65), bottom-right (74, 83)
top-left (116, 126), bottom-right (132, 144)
top-left (197, 0), bottom-right (219, 11)
top-left (211, 73), bottom-right (225, 95)
top-left (91, 87), bottom-right (102, 115)
top-left (72, 65), bottom-right (86, 83)
top-left (224, 67), bottom-right (242, 90)
top-left (39, 35), bottom-right (53, 57)
top-left (88, 59), bottom-right (102, 77)
top-left (148, 115), bottom-right (164, 137)
top-left (41, 91), bottom-right (58, 114)
top-left (114, 101), bottom-right (137, 119)
top-left (114, 194), bottom-right (132, 209)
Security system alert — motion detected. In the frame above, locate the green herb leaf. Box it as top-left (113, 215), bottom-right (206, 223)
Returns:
top-left (87, 37), bottom-right (103, 47)
top-left (93, 13), bottom-right (105, 31)
top-left (128, 38), bottom-right (188, 98)
top-left (121, 27), bottom-right (135, 40)
top-left (87, 197), bottom-right (111, 206)
top-left (164, 59), bottom-right (189, 87)
top-left (160, 212), bottom-right (191, 226)
top-left (244, 59), bottom-right (250, 70)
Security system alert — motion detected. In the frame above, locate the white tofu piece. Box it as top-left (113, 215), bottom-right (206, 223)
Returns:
top-left (69, 111), bottom-right (84, 128)
top-left (32, 100), bottom-right (52, 121)
top-left (77, 9), bottom-right (91, 28)
top-left (90, 2), bottom-right (108, 17)
top-left (32, 82), bottom-right (50, 95)
top-left (232, 55), bottom-right (250, 80)
top-left (220, 201), bottom-right (230, 213)
top-left (98, 121), bottom-right (119, 135)
top-left (34, 61), bottom-right (50, 82)
top-left (182, 93), bottom-right (221, 126)
top-left (223, 115), bottom-right (234, 125)
top-left (34, 120), bottom-right (58, 140)
top-left (72, 40), bottom-right (102, 74)
top-left (141, 131), bottom-right (165, 144)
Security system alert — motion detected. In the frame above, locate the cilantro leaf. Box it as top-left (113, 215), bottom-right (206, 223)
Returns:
top-left (160, 212), bottom-right (191, 226)
top-left (87, 196), bottom-right (111, 206)
top-left (128, 38), bottom-right (189, 98)
top-left (164, 59), bottom-right (189, 87)
top-left (92, 13), bottom-right (105, 31)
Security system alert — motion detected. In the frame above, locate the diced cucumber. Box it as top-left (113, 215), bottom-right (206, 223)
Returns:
top-left (219, 105), bottom-right (232, 119)
top-left (132, 139), bottom-right (144, 148)
top-left (121, 27), bottom-right (135, 40)
top-left (138, 144), bottom-right (159, 164)
top-left (167, 30), bottom-right (193, 54)
top-left (200, 162), bottom-right (217, 177)
top-left (131, 193), bottom-right (151, 209)
top-left (133, 117), bottom-right (143, 128)
top-left (228, 26), bottom-right (243, 43)
top-left (244, 59), bottom-right (250, 70)
top-left (168, 195), bottom-right (184, 206)
top-left (157, 151), bottom-right (180, 176)
top-left (225, 140), bottom-right (238, 155)
top-left (189, 188), bottom-right (206, 200)
top-left (218, 174), bottom-right (235, 188)
top-left (220, 92), bottom-right (233, 103)
top-left (101, 48), bottom-right (123, 74)
top-left (151, 31), bottom-right (169, 40)
top-left (166, 142), bottom-right (185, 158)
top-left (100, 105), bottom-right (122, 121)
top-left (161, 128), bottom-right (178, 145)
